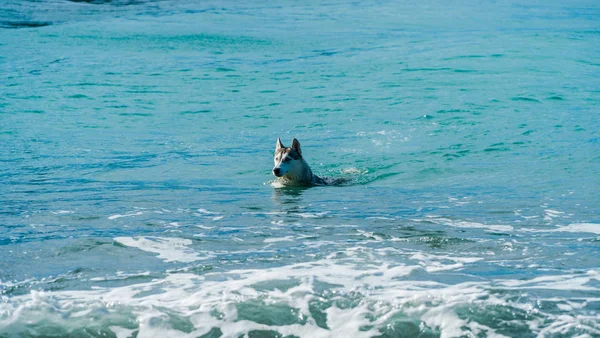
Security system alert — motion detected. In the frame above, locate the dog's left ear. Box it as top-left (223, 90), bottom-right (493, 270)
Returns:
top-left (276, 138), bottom-right (284, 151)
top-left (291, 138), bottom-right (302, 155)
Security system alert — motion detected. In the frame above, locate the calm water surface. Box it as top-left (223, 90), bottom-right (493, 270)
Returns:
top-left (1, 1), bottom-right (599, 337)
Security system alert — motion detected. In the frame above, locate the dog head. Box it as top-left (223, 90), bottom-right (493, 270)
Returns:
top-left (273, 138), bottom-right (303, 178)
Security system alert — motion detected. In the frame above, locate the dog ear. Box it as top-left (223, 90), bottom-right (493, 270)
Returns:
top-left (291, 138), bottom-right (301, 155)
top-left (276, 138), bottom-right (284, 150)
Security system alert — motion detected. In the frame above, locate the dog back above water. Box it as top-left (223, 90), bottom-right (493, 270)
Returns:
top-left (272, 138), bottom-right (349, 187)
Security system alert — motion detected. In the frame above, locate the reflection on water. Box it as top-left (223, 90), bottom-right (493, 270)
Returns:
top-left (271, 185), bottom-right (308, 206)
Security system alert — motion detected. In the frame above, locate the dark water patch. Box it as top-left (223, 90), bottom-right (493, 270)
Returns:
top-left (511, 96), bottom-right (541, 103)
top-left (576, 59), bottom-right (600, 67)
top-left (443, 54), bottom-right (485, 60)
top-left (54, 239), bottom-right (111, 256)
top-left (446, 143), bottom-right (464, 150)
top-left (67, 0), bottom-right (150, 5)
top-left (124, 90), bottom-right (170, 94)
top-left (180, 110), bottom-right (212, 115)
top-left (118, 112), bottom-right (153, 117)
top-left (169, 265), bottom-right (213, 275)
top-left (320, 73), bottom-right (346, 78)
top-left (438, 117), bottom-right (476, 127)
top-left (365, 96), bottom-right (393, 101)
top-left (251, 279), bottom-right (301, 292)
top-left (236, 301), bottom-right (305, 326)
top-left (453, 69), bottom-right (477, 73)
top-left (21, 110), bottom-right (45, 114)
top-left (69, 82), bottom-right (120, 87)
top-left (456, 304), bottom-right (535, 338)
top-left (403, 67), bottom-right (452, 72)
top-left (259, 90), bottom-right (277, 93)
top-left (484, 146), bottom-right (510, 152)
top-left (292, 107), bottom-right (331, 114)
top-left (380, 82), bottom-right (402, 88)
top-left (313, 49), bottom-right (339, 57)
top-left (49, 58), bottom-right (66, 65)
top-left (216, 67), bottom-right (235, 72)
top-left (248, 330), bottom-right (295, 338)
top-left (67, 94), bottom-right (91, 99)
top-left (0, 21), bottom-right (52, 29)
top-left (9, 94), bottom-right (45, 100)
top-left (199, 328), bottom-right (223, 338)
top-left (546, 96), bottom-right (564, 101)
top-left (329, 97), bottom-right (356, 102)
top-left (375, 313), bottom-right (439, 338)
top-left (443, 153), bottom-right (460, 160)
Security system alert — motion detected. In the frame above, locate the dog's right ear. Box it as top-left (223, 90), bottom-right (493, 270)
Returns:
top-left (276, 138), bottom-right (284, 151)
top-left (291, 138), bottom-right (302, 155)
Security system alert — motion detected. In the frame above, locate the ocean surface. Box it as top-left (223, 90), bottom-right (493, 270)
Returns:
top-left (1, 1), bottom-right (599, 337)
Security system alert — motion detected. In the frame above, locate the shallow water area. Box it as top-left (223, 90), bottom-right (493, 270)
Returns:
top-left (1, 0), bottom-right (599, 337)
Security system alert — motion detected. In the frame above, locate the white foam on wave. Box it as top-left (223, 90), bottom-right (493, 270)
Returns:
top-left (409, 252), bottom-right (483, 273)
top-left (544, 209), bottom-right (566, 221)
top-left (114, 236), bottom-right (208, 263)
top-left (108, 212), bottom-right (144, 220)
top-left (426, 216), bottom-right (514, 232)
top-left (554, 223), bottom-right (600, 235)
top-left (50, 210), bottom-right (74, 215)
top-left (264, 236), bottom-right (294, 243)
top-left (88, 271), bottom-right (151, 282)
top-left (196, 208), bottom-right (218, 215)
top-left (297, 212), bottom-right (329, 219)
top-left (1, 247), bottom-right (598, 337)
top-left (519, 223), bottom-right (600, 235)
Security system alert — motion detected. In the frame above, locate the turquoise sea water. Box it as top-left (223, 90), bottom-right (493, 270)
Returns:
top-left (1, 1), bottom-right (599, 337)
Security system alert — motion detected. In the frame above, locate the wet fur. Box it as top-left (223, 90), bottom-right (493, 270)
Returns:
top-left (272, 138), bottom-right (326, 186)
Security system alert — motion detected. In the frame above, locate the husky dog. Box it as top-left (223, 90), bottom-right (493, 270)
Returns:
top-left (272, 138), bottom-right (326, 186)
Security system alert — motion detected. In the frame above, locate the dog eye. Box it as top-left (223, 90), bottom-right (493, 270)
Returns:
top-left (283, 157), bottom-right (291, 162)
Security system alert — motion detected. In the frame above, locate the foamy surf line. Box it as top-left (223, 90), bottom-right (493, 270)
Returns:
top-left (1, 249), bottom-right (598, 337)
top-left (114, 236), bottom-right (211, 263)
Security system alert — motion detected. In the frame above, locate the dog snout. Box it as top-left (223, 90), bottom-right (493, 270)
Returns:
top-left (273, 167), bottom-right (281, 176)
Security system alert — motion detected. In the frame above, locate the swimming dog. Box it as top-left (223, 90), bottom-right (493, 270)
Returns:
top-left (272, 138), bottom-right (326, 186)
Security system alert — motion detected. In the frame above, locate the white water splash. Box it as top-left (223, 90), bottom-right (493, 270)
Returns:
top-left (114, 236), bottom-right (208, 263)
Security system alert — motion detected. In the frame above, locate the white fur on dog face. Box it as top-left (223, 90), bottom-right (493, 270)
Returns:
top-left (273, 150), bottom-right (292, 176)
top-left (273, 138), bottom-right (305, 181)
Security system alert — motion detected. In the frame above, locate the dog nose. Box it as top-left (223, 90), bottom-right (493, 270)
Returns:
top-left (273, 168), bottom-right (281, 176)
